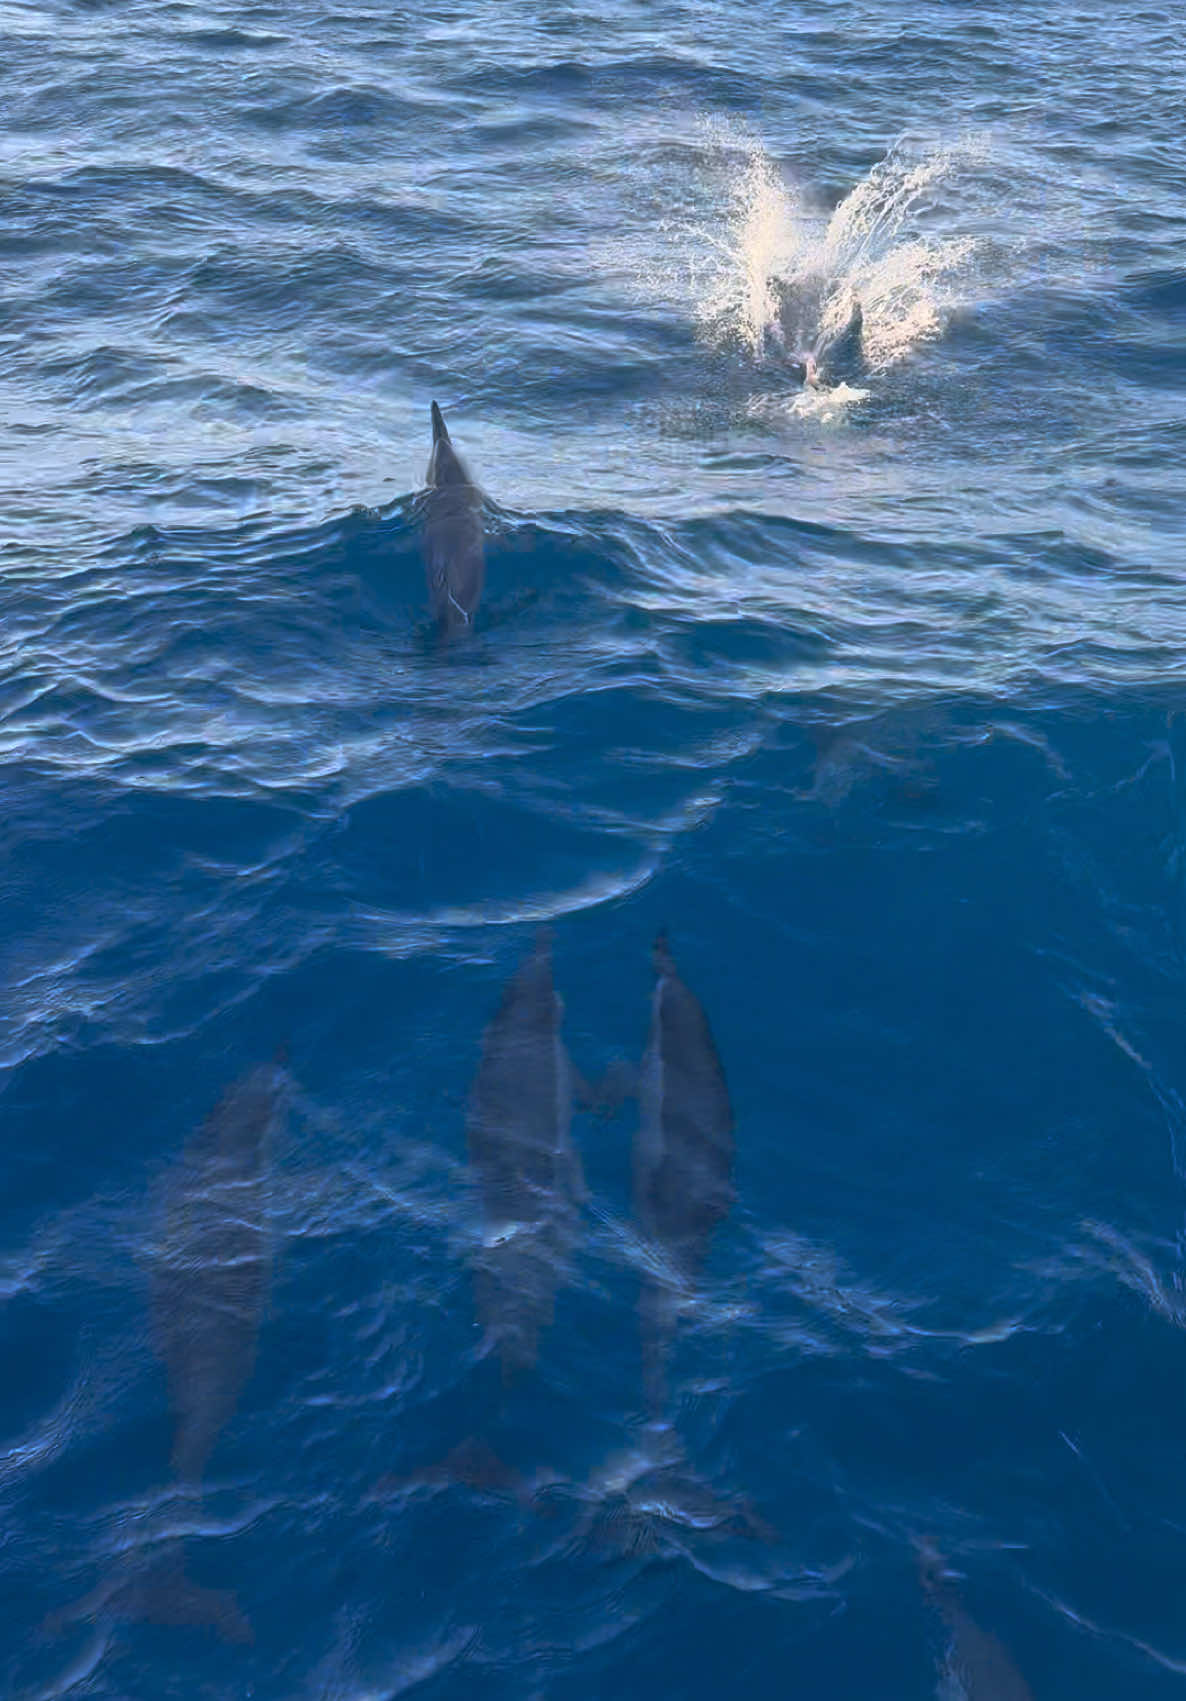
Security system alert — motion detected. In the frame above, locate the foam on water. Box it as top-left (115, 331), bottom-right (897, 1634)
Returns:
top-left (748, 382), bottom-right (871, 426)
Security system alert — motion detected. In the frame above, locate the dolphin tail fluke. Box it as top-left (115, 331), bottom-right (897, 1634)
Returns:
top-left (369, 1436), bottom-right (534, 1509)
top-left (431, 400), bottom-right (450, 445)
top-left (44, 1549), bottom-right (253, 1646)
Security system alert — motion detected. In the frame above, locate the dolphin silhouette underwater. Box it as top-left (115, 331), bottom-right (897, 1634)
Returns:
top-left (45, 1059), bottom-right (288, 1649)
top-left (423, 399), bottom-right (485, 631)
top-left (466, 931), bottom-right (587, 1381)
top-left (633, 930), bottom-right (736, 1411)
top-left (920, 1545), bottom-right (1036, 1701)
top-left (370, 936), bottom-right (585, 1502)
top-left (152, 1059), bottom-right (286, 1482)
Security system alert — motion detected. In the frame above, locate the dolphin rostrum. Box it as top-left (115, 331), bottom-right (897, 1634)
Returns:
top-left (635, 930), bottom-right (735, 1410)
top-left (424, 399), bottom-right (485, 631)
top-left (466, 932), bottom-right (586, 1381)
top-left (151, 1059), bottom-right (287, 1482)
top-left (920, 1546), bottom-right (1036, 1701)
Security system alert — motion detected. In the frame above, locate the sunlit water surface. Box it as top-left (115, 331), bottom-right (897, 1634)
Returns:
top-left (2, 3), bottom-right (1186, 1697)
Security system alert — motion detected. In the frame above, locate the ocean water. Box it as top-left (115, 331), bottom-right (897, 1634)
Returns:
top-left (2, 1), bottom-right (1186, 1695)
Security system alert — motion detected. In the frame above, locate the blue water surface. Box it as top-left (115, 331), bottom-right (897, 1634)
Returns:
top-left (3, 2), bottom-right (1186, 1696)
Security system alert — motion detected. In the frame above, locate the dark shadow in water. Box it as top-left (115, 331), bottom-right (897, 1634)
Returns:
top-left (375, 934), bottom-right (586, 1501)
top-left (46, 1059), bottom-right (288, 1657)
top-left (466, 930), bottom-right (587, 1384)
top-left (920, 1543), bottom-right (1035, 1700)
top-left (153, 1059), bottom-right (286, 1483)
top-left (632, 930), bottom-right (736, 1417)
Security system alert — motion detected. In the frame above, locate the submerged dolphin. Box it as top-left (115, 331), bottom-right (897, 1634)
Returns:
top-left (634, 931), bottom-right (735, 1408)
top-left (151, 1059), bottom-right (287, 1482)
top-left (920, 1546), bottom-right (1036, 1701)
top-left (423, 399), bottom-right (485, 631)
top-left (466, 933), bottom-right (586, 1380)
top-left (43, 1060), bottom-right (288, 1649)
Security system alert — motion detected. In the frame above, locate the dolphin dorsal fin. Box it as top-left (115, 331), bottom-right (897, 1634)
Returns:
top-left (431, 400), bottom-right (451, 445)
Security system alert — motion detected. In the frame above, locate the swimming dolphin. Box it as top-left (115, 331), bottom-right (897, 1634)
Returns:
top-left (151, 1060), bottom-right (287, 1482)
top-left (423, 399), bottom-right (485, 631)
top-left (634, 931), bottom-right (735, 1409)
top-left (805, 294), bottom-right (864, 387)
top-left (466, 933), bottom-right (586, 1381)
top-left (920, 1546), bottom-right (1036, 1701)
top-left (41, 1060), bottom-right (285, 1653)
top-left (771, 275), bottom-right (864, 388)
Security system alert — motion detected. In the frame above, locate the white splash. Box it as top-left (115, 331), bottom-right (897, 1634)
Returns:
top-left (748, 382), bottom-right (871, 427)
top-left (668, 126), bottom-right (983, 387)
top-left (691, 134), bottom-right (809, 358)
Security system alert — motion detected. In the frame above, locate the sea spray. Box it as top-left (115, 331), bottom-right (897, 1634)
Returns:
top-left (646, 125), bottom-right (985, 387)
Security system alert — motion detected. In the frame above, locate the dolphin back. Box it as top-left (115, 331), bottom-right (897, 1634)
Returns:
top-left (423, 400), bottom-right (485, 629)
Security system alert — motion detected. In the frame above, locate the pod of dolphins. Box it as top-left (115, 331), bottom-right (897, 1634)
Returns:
top-left (47, 909), bottom-right (1038, 1694)
top-left (41, 294), bottom-right (1040, 1694)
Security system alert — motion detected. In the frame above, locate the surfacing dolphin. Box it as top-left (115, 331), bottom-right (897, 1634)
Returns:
top-left (466, 931), bottom-right (587, 1382)
top-left (635, 930), bottom-right (735, 1411)
top-left (806, 293), bottom-right (864, 387)
top-left (423, 399), bottom-right (485, 632)
top-left (920, 1545), bottom-right (1036, 1701)
top-left (771, 277), bottom-right (865, 388)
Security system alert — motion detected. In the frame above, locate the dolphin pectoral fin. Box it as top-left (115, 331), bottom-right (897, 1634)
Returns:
top-left (431, 400), bottom-right (450, 445)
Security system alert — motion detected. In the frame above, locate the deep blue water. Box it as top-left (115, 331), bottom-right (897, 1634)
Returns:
top-left (3, 2), bottom-right (1186, 1695)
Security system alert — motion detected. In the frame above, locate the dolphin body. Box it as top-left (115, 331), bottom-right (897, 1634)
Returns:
top-left (634, 931), bottom-right (735, 1409)
top-left (44, 1060), bottom-right (287, 1648)
top-left (423, 400), bottom-right (485, 631)
top-left (920, 1548), bottom-right (1036, 1701)
top-left (151, 1060), bottom-right (287, 1482)
top-left (771, 277), bottom-right (865, 388)
top-left (466, 934), bottom-right (586, 1381)
top-left (807, 294), bottom-right (864, 386)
